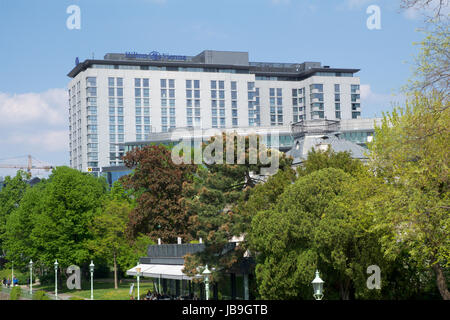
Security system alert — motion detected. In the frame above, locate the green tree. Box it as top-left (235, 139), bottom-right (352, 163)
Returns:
top-left (182, 133), bottom-right (292, 281)
top-left (88, 199), bottom-right (133, 289)
top-left (0, 171), bottom-right (29, 257)
top-left (368, 92), bottom-right (450, 299)
top-left (249, 168), bottom-right (389, 300)
top-left (28, 167), bottom-right (107, 269)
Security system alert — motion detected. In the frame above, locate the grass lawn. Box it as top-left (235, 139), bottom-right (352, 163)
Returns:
top-left (34, 279), bottom-right (155, 300)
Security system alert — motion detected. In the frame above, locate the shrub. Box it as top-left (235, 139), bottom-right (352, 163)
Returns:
top-left (10, 287), bottom-right (21, 300)
top-left (33, 290), bottom-right (51, 300)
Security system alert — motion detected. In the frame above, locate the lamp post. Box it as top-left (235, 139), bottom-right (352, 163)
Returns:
top-left (312, 270), bottom-right (324, 300)
top-left (136, 265), bottom-right (141, 301)
top-left (89, 261), bottom-right (95, 300)
top-left (54, 260), bottom-right (59, 300)
top-left (202, 265), bottom-right (211, 301)
top-left (29, 259), bottom-right (33, 295)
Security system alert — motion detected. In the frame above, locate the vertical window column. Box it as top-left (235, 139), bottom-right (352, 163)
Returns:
top-left (86, 77), bottom-right (98, 169)
top-left (231, 81), bottom-right (238, 127)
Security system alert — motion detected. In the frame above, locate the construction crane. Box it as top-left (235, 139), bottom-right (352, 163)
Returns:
top-left (0, 155), bottom-right (54, 174)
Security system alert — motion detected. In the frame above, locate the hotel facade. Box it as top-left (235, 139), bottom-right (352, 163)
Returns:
top-left (67, 50), bottom-right (366, 173)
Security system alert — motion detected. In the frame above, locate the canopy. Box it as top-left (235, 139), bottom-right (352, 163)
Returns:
top-left (126, 264), bottom-right (193, 280)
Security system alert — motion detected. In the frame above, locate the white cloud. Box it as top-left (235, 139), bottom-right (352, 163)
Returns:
top-left (0, 88), bottom-right (69, 162)
top-left (360, 84), bottom-right (405, 116)
top-left (0, 88), bottom-right (67, 126)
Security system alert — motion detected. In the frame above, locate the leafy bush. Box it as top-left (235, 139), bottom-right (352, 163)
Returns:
top-left (33, 290), bottom-right (51, 300)
top-left (10, 287), bottom-right (21, 300)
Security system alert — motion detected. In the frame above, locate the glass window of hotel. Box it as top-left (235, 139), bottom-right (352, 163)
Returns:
top-left (135, 98), bottom-right (142, 107)
top-left (219, 81), bottom-right (224, 90)
top-left (118, 116), bottom-right (124, 124)
top-left (143, 98), bottom-right (149, 106)
top-left (211, 90), bottom-right (217, 99)
top-left (143, 78), bottom-right (149, 87)
top-left (231, 91), bottom-right (237, 100)
top-left (118, 125), bottom-right (124, 133)
top-left (161, 79), bottom-right (167, 88)
top-left (108, 77), bottom-right (115, 87)
top-left (144, 125), bottom-right (150, 133)
top-left (292, 88), bottom-right (297, 97)
top-left (169, 99), bottom-right (175, 107)
top-left (195, 100), bottom-right (200, 107)
top-left (336, 111), bottom-right (341, 119)
top-left (311, 84), bottom-right (323, 91)
top-left (219, 100), bottom-right (225, 108)
top-left (194, 90), bottom-right (200, 98)
top-left (232, 100), bottom-right (237, 108)
top-left (212, 109), bottom-right (217, 116)
top-left (86, 77), bottom-right (96, 87)
top-left (231, 81), bottom-right (237, 91)
top-left (161, 99), bottom-right (167, 107)
top-left (277, 97), bottom-right (282, 105)
top-left (136, 108), bottom-right (142, 116)
top-left (277, 88), bottom-right (282, 96)
top-left (211, 80), bottom-right (217, 89)
top-left (187, 108), bottom-right (193, 116)
top-left (117, 88), bottom-right (123, 97)
top-left (169, 79), bottom-right (175, 88)
top-left (195, 109), bottom-right (200, 117)
top-left (118, 107), bottom-right (124, 115)
top-left (335, 94), bottom-right (340, 101)
top-left (187, 99), bottom-right (193, 107)
top-left (186, 80), bottom-right (192, 89)
top-left (219, 90), bottom-right (225, 99)
top-left (194, 80), bottom-right (200, 89)
top-left (270, 88), bottom-right (275, 96)
top-left (169, 89), bottom-right (175, 98)
top-left (143, 88), bottom-right (149, 97)
top-left (351, 94), bottom-right (360, 102)
top-left (161, 89), bottom-right (167, 98)
top-left (135, 78), bottom-right (141, 87)
top-left (351, 84), bottom-right (360, 93)
top-left (109, 107), bottom-right (115, 115)
top-left (248, 82), bottom-right (255, 91)
top-left (117, 78), bottom-right (123, 87)
top-left (186, 90), bottom-right (192, 98)
top-left (144, 108), bottom-right (149, 116)
top-left (135, 88), bottom-right (141, 97)
top-left (335, 103), bottom-right (341, 110)
top-left (212, 100), bottom-right (217, 108)
top-left (335, 84), bottom-right (340, 92)
top-left (118, 98), bottom-right (123, 107)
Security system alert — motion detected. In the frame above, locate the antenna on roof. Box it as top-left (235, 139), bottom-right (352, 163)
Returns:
top-left (92, 52), bottom-right (95, 59)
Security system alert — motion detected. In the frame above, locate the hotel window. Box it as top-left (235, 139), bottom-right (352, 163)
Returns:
top-left (334, 84), bottom-right (340, 92)
top-left (135, 78), bottom-right (150, 139)
top-left (292, 88), bottom-right (305, 122)
top-left (211, 80), bottom-right (225, 128)
top-left (161, 79), bottom-right (175, 131)
top-left (248, 82), bottom-right (258, 126)
top-left (270, 88), bottom-right (283, 126)
top-left (351, 84), bottom-right (360, 93)
top-left (186, 80), bottom-right (201, 127)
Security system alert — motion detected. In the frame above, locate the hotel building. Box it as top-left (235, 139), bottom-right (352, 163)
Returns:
top-left (67, 50), bottom-right (366, 173)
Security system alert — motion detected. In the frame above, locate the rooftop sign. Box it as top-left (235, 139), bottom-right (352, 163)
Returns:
top-left (125, 51), bottom-right (187, 61)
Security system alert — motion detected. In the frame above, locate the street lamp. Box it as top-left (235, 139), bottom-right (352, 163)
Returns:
top-left (202, 265), bottom-right (211, 301)
top-left (29, 259), bottom-right (33, 295)
top-left (89, 261), bottom-right (95, 300)
top-left (312, 270), bottom-right (324, 300)
top-left (136, 264), bottom-right (142, 301)
top-left (54, 260), bottom-right (59, 300)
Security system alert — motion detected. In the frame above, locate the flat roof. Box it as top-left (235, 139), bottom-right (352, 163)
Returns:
top-left (68, 50), bottom-right (360, 78)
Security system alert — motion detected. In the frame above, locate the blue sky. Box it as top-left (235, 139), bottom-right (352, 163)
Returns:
top-left (0, 0), bottom-right (429, 177)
